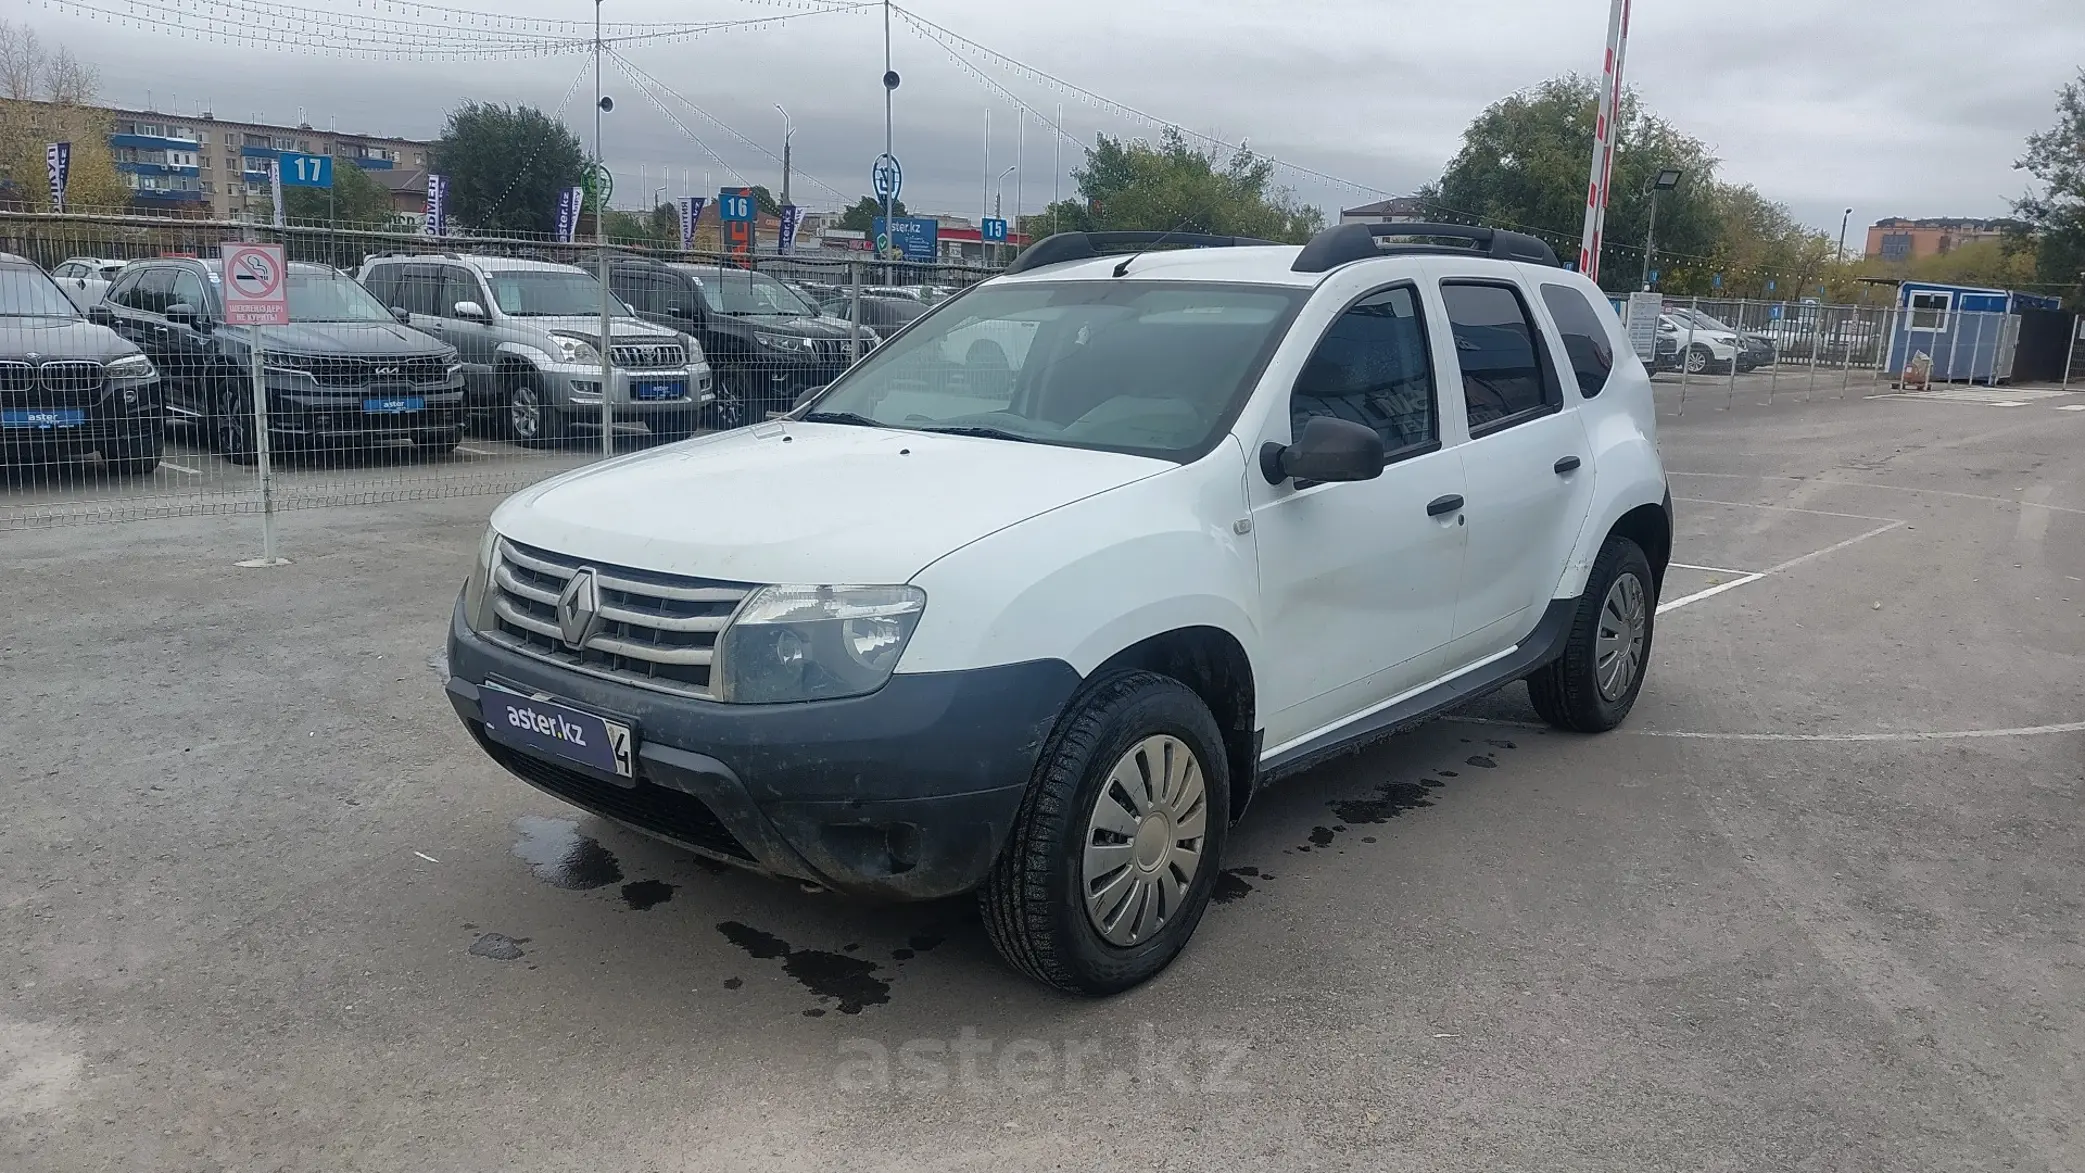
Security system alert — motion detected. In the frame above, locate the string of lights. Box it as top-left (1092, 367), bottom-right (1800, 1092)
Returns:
top-left (473, 54), bottom-right (597, 222)
top-left (45, 0), bottom-right (591, 58)
top-left (609, 47), bottom-right (854, 203)
top-left (605, 51), bottom-right (755, 192)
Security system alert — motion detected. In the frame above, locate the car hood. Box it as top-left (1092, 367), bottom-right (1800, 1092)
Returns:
top-left (0, 316), bottom-right (140, 360)
top-left (492, 422), bottom-right (1170, 584)
top-left (234, 321), bottom-right (451, 357)
top-left (518, 315), bottom-right (682, 344)
top-left (731, 314), bottom-right (856, 341)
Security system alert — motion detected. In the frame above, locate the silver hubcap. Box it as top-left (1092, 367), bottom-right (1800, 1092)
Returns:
top-left (510, 384), bottom-right (541, 439)
top-left (1595, 572), bottom-right (1648, 701)
top-left (1684, 347), bottom-right (1707, 373)
top-left (1082, 734), bottom-right (1208, 947)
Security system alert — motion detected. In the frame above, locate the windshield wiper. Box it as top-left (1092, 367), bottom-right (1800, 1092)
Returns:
top-left (800, 411), bottom-right (886, 428)
top-left (916, 425), bottom-right (1040, 444)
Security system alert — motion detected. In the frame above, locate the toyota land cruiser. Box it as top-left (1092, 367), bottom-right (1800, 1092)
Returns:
top-left (445, 224), bottom-right (1673, 994)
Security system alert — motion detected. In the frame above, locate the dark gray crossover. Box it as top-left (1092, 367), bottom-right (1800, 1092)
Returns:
top-left (0, 252), bottom-right (162, 475)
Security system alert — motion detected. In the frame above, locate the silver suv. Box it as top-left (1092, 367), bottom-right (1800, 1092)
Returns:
top-left (356, 253), bottom-right (713, 444)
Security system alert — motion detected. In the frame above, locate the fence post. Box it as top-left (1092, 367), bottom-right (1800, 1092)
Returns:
top-left (848, 261), bottom-right (864, 363)
top-left (2065, 314), bottom-right (2079, 390)
top-left (1677, 299), bottom-right (1697, 417)
top-left (1840, 308), bottom-right (1856, 396)
top-left (1806, 308), bottom-right (1821, 397)
top-left (236, 329), bottom-right (285, 567)
top-left (1768, 300), bottom-right (1781, 403)
top-left (1968, 310), bottom-right (1987, 387)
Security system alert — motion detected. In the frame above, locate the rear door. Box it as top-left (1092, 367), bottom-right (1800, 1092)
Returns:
top-left (1435, 276), bottom-right (1595, 665)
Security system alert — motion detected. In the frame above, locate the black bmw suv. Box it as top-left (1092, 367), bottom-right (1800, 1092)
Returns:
top-left (94, 258), bottom-right (462, 460)
top-left (0, 253), bottom-right (162, 475)
top-left (607, 259), bottom-right (862, 425)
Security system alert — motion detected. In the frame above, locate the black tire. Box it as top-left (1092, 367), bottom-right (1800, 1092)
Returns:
top-left (211, 376), bottom-right (257, 465)
top-left (1528, 536), bottom-right (1656, 733)
top-left (504, 370), bottom-right (568, 447)
top-left (980, 670), bottom-right (1230, 995)
top-left (101, 428), bottom-right (162, 477)
top-left (702, 371), bottom-right (748, 430)
top-left (1682, 344), bottom-right (1712, 375)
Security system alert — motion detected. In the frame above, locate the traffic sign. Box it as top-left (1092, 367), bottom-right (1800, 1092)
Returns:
top-left (872, 153), bottom-right (902, 202)
top-left (220, 242), bottom-right (288, 326)
top-left (981, 217), bottom-right (1008, 244)
top-left (581, 162), bottom-right (613, 208)
top-left (718, 188), bottom-right (756, 224)
top-left (276, 152), bottom-right (331, 188)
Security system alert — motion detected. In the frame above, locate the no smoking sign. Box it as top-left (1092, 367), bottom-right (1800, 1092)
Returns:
top-left (220, 242), bottom-right (289, 326)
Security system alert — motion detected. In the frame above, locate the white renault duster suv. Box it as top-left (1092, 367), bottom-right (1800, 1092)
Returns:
top-left (445, 223), bottom-right (1671, 994)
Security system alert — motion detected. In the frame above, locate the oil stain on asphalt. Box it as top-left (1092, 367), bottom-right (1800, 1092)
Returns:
top-left (716, 922), bottom-right (891, 1015)
top-left (620, 880), bottom-right (675, 910)
top-left (511, 816), bottom-right (624, 890)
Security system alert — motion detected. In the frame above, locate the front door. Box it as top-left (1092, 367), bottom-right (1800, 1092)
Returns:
top-left (439, 266), bottom-right (498, 400)
top-left (1248, 284), bottom-right (1469, 751)
top-left (1436, 280), bottom-right (1595, 663)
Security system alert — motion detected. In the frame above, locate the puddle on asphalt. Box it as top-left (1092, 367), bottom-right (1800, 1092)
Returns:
top-left (512, 816), bottom-right (625, 890)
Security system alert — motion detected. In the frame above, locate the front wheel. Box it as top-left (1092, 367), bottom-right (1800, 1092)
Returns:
top-left (701, 372), bottom-right (748, 431)
top-left (980, 670), bottom-right (1229, 995)
top-left (211, 377), bottom-right (258, 465)
top-left (1682, 344), bottom-right (1712, 375)
top-left (1527, 535), bottom-right (1656, 732)
top-left (506, 373), bottom-right (568, 447)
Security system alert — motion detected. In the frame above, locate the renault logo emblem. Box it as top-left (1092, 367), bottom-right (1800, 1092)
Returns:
top-left (556, 568), bottom-right (602, 648)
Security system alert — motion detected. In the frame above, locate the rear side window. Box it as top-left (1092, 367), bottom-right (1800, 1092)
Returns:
top-left (1290, 285), bottom-right (1437, 456)
top-left (1538, 284), bottom-right (1616, 397)
top-left (1440, 282), bottom-right (1561, 433)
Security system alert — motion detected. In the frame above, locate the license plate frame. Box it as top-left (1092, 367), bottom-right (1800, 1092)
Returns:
top-left (632, 380), bottom-right (685, 401)
top-left (480, 681), bottom-right (635, 778)
top-left (362, 395), bottom-right (426, 415)
top-left (1, 408), bottom-right (86, 429)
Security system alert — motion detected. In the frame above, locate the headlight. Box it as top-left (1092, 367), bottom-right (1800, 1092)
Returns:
top-left (552, 336), bottom-right (601, 364)
top-left (753, 330), bottom-right (810, 355)
top-left (714, 585), bottom-right (926, 704)
top-left (678, 332), bottom-right (706, 364)
top-left (460, 527), bottom-right (500, 633)
top-left (104, 353), bottom-right (155, 380)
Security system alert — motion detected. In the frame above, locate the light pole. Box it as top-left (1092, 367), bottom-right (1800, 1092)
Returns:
top-left (993, 163), bottom-right (1015, 265)
top-left (774, 103), bottom-right (793, 214)
top-left (1641, 167), bottom-right (1683, 291)
top-left (1837, 207), bottom-right (1854, 261)
top-left (594, 0), bottom-right (614, 460)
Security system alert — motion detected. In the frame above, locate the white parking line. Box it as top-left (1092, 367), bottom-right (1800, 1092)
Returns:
top-left (1674, 496), bottom-right (1900, 523)
top-left (1670, 560), bottom-right (1754, 576)
top-left (159, 460), bottom-right (201, 476)
top-left (455, 445), bottom-right (500, 457)
top-left (1657, 573), bottom-right (1767, 615)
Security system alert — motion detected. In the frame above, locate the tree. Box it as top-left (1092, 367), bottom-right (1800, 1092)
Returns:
top-left (836, 194), bottom-right (906, 232)
top-left (0, 22), bottom-right (130, 212)
top-left (431, 102), bottom-right (586, 237)
top-left (2012, 69), bottom-right (2085, 304)
top-left (1014, 129), bottom-right (1324, 246)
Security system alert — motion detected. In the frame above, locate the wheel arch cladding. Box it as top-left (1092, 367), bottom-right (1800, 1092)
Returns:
top-left (1608, 501), bottom-right (1672, 595)
top-left (1089, 626), bottom-right (1257, 824)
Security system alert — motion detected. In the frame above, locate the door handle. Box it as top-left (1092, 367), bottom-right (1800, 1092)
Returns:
top-left (1554, 455), bottom-right (1582, 474)
top-left (1427, 494), bottom-right (1464, 517)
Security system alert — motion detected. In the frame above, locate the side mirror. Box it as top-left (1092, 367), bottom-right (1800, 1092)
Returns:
top-left (664, 302), bottom-right (700, 324)
top-left (86, 303), bottom-right (113, 325)
top-left (451, 300), bottom-right (489, 323)
top-left (1260, 416), bottom-right (1385, 486)
top-left (165, 303), bottom-right (197, 328)
top-left (390, 306), bottom-right (412, 324)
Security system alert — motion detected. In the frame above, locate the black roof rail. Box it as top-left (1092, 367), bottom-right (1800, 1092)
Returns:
top-left (1291, 221), bottom-right (1559, 273)
top-left (1004, 230), bottom-right (1278, 275)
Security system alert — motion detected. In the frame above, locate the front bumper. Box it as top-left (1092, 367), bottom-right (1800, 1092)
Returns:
top-left (445, 600), bottom-right (1081, 900)
top-left (538, 361), bottom-right (716, 416)
top-left (268, 381), bottom-right (468, 437)
top-left (0, 382), bottom-right (161, 451)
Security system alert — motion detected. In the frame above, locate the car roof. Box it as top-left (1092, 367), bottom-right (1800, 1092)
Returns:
top-left (195, 259), bottom-right (343, 275)
top-left (989, 245), bottom-right (1567, 290)
top-left (366, 253), bottom-right (584, 275)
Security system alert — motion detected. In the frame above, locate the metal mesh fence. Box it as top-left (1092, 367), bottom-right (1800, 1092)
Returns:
top-left (0, 210), bottom-right (996, 537)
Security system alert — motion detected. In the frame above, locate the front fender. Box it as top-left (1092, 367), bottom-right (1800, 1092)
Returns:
top-left (898, 444), bottom-right (1261, 680)
top-left (494, 340), bottom-right (559, 369)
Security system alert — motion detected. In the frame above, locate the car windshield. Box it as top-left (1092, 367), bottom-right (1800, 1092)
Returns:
top-left (1671, 308), bottom-right (1735, 332)
top-left (805, 281), bottom-right (1306, 460)
top-left (487, 270), bottom-right (631, 317)
top-left (286, 269), bottom-right (397, 323)
top-left (686, 269), bottom-right (814, 317)
top-left (0, 266), bottom-right (82, 318)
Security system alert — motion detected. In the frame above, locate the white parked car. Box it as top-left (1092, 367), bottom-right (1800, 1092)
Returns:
top-left (445, 224), bottom-right (1672, 994)
top-left (50, 257), bottom-right (126, 311)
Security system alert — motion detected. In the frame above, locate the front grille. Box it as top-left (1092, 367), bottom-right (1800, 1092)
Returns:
top-left (487, 539), bottom-right (752, 699)
top-left (479, 736), bottom-right (753, 861)
top-left (0, 360), bottom-right (106, 408)
top-left (279, 354), bottom-right (452, 387)
top-left (610, 342), bottom-right (687, 370)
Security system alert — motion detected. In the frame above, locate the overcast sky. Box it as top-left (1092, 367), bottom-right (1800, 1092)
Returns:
top-left (36, 0), bottom-right (2085, 236)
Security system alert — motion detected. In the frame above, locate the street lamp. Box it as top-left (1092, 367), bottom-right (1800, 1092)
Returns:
top-left (1837, 207), bottom-right (1854, 261)
top-left (1641, 167), bottom-right (1683, 291)
top-left (992, 163), bottom-right (1016, 263)
top-left (774, 103), bottom-right (793, 213)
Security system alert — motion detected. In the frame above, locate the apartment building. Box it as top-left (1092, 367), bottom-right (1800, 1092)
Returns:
top-left (1864, 217), bottom-right (2014, 262)
top-left (103, 105), bottom-right (430, 219)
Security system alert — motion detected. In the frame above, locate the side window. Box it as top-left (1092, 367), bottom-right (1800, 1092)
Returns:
top-left (53, 263), bottom-right (79, 279)
top-left (1538, 283), bottom-right (1616, 398)
top-left (441, 267), bottom-right (482, 317)
top-left (612, 270), bottom-right (656, 313)
top-left (363, 265), bottom-right (397, 309)
top-left (134, 268), bottom-right (178, 316)
top-left (1441, 281), bottom-right (1561, 434)
top-left (396, 264), bottom-right (444, 317)
top-left (170, 269), bottom-right (207, 314)
top-left (1289, 285), bottom-right (1437, 455)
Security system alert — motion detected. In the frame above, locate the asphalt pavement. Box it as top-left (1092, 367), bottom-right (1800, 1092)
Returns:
top-left (3, 380), bottom-right (2082, 1172)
